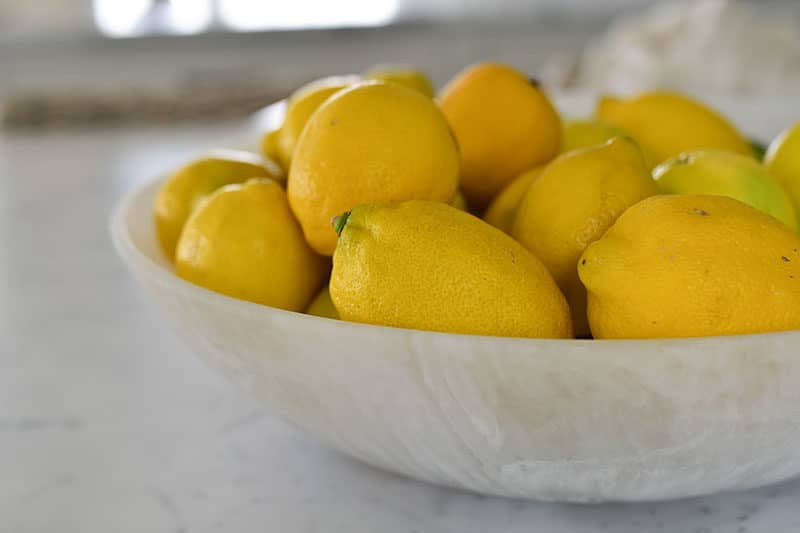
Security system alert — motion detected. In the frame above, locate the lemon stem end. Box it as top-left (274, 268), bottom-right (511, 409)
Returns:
top-left (332, 212), bottom-right (351, 236)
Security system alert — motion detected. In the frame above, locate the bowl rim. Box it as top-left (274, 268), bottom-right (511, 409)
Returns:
top-left (111, 176), bottom-right (800, 349)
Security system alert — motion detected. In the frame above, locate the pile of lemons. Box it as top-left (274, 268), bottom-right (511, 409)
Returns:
top-left (153, 62), bottom-right (800, 340)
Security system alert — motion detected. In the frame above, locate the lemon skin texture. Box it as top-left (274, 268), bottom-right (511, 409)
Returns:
top-left (452, 190), bottom-right (470, 212)
top-left (439, 63), bottom-right (561, 209)
top-left (175, 179), bottom-right (328, 312)
top-left (512, 137), bottom-right (659, 337)
top-left (260, 129), bottom-right (283, 171)
top-left (560, 119), bottom-right (629, 154)
top-left (765, 122), bottom-right (800, 216)
top-left (579, 194), bottom-right (800, 339)
top-left (596, 91), bottom-right (754, 168)
top-left (267, 75), bottom-right (361, 170)
top-left (654, 150), bottom-right (798, 231)
top-left (364, 65), bottom-right (435, 97)
top-left (154, 150), bottom-right (281, 260)
top-left (483, 166), bottom-right (544, 234)
top-left (330, 200), bottom-right (573, 339)
top-left (307, 286), bottom-right (339, 319)
top-left (288, 81), bottom-right (460, 256)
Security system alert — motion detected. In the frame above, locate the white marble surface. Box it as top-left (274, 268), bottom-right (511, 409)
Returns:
top-left (2, 123), bottom-right (799, 533)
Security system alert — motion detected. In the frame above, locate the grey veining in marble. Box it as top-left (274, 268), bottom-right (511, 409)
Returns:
top-left (1, 124), bottom-right (799, 532)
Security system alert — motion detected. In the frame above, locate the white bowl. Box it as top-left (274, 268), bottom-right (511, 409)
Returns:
top-left (111, 176), bottom-right (800, 503)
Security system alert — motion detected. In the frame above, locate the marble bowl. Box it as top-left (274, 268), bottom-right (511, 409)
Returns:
top-left (111, 177), bottom-right (800, 502)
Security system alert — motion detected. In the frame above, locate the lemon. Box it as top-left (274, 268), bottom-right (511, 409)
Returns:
top-left (175, 179), bottom-right (328, 311)
top-left (330, 200), bottom-right (572, 338)
top-left (439, 63), bottom-right (561, 209)
top-left (765, 122), bottom-right (800, 214)
top-left (306, 286), bottom-right (339, 319)
top-left (154, 150), bottom-right (282, 260)
top-left (597, 91), bottom-right (754, 167)
top-left (288, 81), bottom-right (460, 256)
top-left (364, 65), bottom-right (434, 97)
top-left (560, 119), bottom-right (629, 154)
top-left (262, 75), bottom-right (360, 170)
top-left (260, 129), bottom-right (282, 168)
top-left (654, 150), bottom-right (798, 230)
top-left (483, 166), bottom-right (543, 234)
top-left (579, 194), bottom-right (800, 339)
top-left (512, 137), bottom-right (658, 336)
top-left (452, 190), bottom-right (469, 212)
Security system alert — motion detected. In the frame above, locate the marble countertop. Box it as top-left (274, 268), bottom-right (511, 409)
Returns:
top-left (1, 123), bottom-right (799, 533)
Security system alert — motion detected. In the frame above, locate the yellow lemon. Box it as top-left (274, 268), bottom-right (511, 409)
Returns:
top-left (579, 194), bottom-right (800, 339)
top-left (330, 201), bottom-right (572, 338)
top-left (765, 122), bottom-right (800, 214)
top-left (364, 65), bottom-right (435, 97)
top-left (560, 119), bottom-right (629, 154)
top-left (654, 150), bottom-right (798, 230)
top-left (512, 137), bottom-right (658, 337)
top-left (452, 190), bottom-right (469, 212)
top-left (483, 166), bottom-right (543, 234)
top-left (306, 286), bottom-right (339, 319)
top-left (439, 63), bottom-right (561, 209)
top-left (175, 179), bottom-right (328, 312)
top-left (288, 81), bottom-right (460, 256)
top-left (263, 75), bottom-right (360, 170)
top-left (596, 91), bottom-right (754, 167)
top-left (154, 150), bottom-right (282, 260)
top-left (260, 128), bottom-right (282, 169)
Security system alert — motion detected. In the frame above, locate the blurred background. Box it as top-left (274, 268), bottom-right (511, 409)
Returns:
top-left (1, 0), bottom-right (797, 128)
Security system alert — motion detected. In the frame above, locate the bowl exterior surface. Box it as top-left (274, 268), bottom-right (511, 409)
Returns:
top-left (112, 174), bottom-right (800, 504)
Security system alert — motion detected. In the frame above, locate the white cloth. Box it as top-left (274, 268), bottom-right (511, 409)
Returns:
top-left (573, 0), bottom-right (800, 96)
